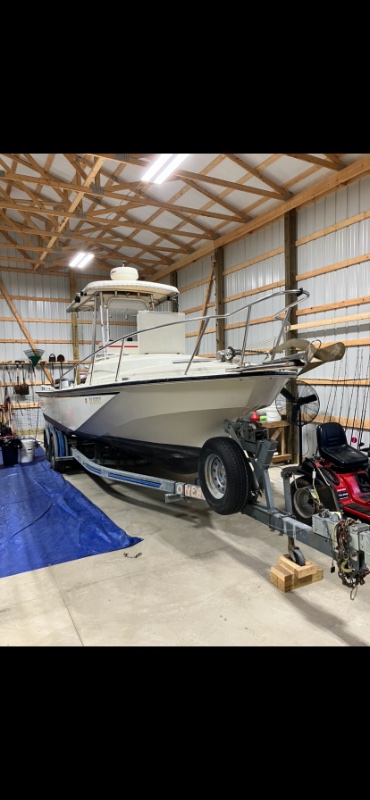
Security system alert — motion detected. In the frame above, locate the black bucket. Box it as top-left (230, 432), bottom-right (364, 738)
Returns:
top-left (0, 436), bottom-right (22, 467)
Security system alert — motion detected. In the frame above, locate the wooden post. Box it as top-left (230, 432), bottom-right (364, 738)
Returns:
top-left (214, 248), bottom-right (224, 353)
top-left (284, 210), bottom-right (298, 462)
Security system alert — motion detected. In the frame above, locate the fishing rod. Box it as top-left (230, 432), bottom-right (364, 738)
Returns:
top-left (338, 347), bottom-right (349, 426)
top-left (344, 348), bottom-right (359, 435)
top-left (329, 351), bottom-right (345, 422)
top-left (325, 355), bottom-right (339, 421)
top-left (350, 349), bottom-right (363, 444)
top-left (358, 355), bottom-right (370, 450)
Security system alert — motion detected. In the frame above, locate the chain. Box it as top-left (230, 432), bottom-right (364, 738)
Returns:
top-left (336, 518), bottom-right (370, 597)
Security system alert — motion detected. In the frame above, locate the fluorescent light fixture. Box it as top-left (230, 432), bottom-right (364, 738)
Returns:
top-left (142, 154), bottom-right (173, 182)
top-left (69, 251), bottom-right (94, 268)
top-left (142, 154), bottom-right (189, 183)
top-left (154, 154), bottom-right (189, 184)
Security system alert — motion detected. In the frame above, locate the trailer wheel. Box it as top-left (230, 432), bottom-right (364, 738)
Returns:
top-left (290, 478), bottom-right (317, 525)
top-left (49, 433), bottom-right (66, 473)
top-left (198, 437), bottom-right (249, 515)
top-left (44, 428), bottom-right (50, 459)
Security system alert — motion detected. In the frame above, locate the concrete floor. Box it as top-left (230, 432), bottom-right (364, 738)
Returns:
top-left (1, 458), bottom-right (370, 647)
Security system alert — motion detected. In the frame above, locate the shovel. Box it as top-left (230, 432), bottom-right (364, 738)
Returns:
top-left (5, 367), bottom-right (13, 431)
top-left (14, 361), bottom-right (29, 395)
top-left (21, 364), bottom-right (29, 395)
top-left (49, 353), bottom-right (56, 385)
top-left (57, 354), bottom-right (65, 385)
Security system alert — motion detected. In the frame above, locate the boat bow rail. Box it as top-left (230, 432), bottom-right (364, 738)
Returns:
top-left (58, 286), bottom-right (331, 387)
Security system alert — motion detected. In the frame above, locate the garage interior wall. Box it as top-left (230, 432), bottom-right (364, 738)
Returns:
top-left (295, 177), bottom-right (370, 456)
top-left (1, 175), bottom-right (369, 455)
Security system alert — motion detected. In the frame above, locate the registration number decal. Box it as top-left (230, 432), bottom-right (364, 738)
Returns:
top-left (85, 396), bottom-right (102, 406)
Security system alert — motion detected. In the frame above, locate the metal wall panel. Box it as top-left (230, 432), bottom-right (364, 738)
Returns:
top-left (178, 223), bottom-right (287, 358)
top-left (297, 177), bottom-right (370, 455)
top-left (178, 255), bottom-right (216, 355)
top-left (224, 220), bottom-right (285, 357)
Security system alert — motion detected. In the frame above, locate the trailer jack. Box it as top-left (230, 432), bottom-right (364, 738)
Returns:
top-left (224, 419), bottom-right (370, 595)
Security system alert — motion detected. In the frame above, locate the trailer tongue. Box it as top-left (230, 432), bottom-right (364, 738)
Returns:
top-left (224, 420), bottom-right (370, 597)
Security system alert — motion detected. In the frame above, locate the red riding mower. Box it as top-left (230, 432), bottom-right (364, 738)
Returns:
top-left (290, 421), bottom-right (370, 525)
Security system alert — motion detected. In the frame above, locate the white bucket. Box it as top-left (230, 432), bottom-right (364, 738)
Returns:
top-left (19, 437), bottom-right (36, 464)
top-left (259, 404), bottom-right (281, 422)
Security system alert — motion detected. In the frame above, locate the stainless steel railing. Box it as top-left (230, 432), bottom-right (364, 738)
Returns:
top-left (56, 287), bottom-right (309, 387)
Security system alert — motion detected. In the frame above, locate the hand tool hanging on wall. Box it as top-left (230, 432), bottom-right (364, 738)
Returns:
top-left (5, 367), bottom-right (13, 431)
top-left (14, 360), bottom-right (29, 395)
top-left (57, 353), bottom-right (65, 384)
top-left (49, 353), bottom-right (56, 385)
top-left (23, 349), bottom-right (45, 386)
top-left (21, 362), bottom-right (30, 395)
top-left (11, 363), bottom-right (24, 416)
top-left (0, 368), bottom-right (5, 426)
top-left (14, 361), bottom-right (20, 394)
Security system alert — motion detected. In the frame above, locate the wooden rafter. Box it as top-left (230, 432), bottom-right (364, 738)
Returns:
top-left (0, 279), bottom-right (53, 383)
top-left (180, 168), bottom-right (285, 200)
top-left (0, 153), bottom-right (368, 280)
top-left (323, 154), bottom-right (345, 167)
top-left (284, 154), bottom-right (343, 170)
top-left (32, 155), bottom-right (106, 271)
top-left (180, 177), bottom-right (249, 221)
top-left (154, 154), bottom-right (370, 279)
top-left (225, 153), bottom-right (291, 199)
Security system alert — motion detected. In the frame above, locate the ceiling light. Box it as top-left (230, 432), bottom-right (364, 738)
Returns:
top-left (142, 154), bottom-right (189, 183)
top-left (142, 154), bottom-right (173, 182)
top-left (69, 251), bottom-right (94, 268)
top-left (154, 154), bottom-right (189, 184)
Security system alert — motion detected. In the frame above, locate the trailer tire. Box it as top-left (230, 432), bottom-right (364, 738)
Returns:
top-left (198, 437), bottom-right (249, 515)
top-left (49, 432), bottom-right (66, 473)
top-left (44, 428), bottom-right (51, 459)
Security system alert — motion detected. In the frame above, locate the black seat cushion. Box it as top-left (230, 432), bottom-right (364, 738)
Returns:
top-left (317, 422), bottom-right (368, 471)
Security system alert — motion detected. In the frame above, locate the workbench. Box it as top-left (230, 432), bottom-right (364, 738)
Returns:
top-left (262, 420), bottom-right (291, 463)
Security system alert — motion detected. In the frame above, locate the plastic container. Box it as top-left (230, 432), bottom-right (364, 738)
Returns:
top-left (0, 436), bottom-right (22, 467)
top-left (19, 437), bottom-right (36, 464)
top-left (259, 404), bottom-right (281, 422)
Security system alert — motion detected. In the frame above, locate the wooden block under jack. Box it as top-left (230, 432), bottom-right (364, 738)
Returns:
top-left (277, 554), bottom-right (316, 579)
top-left (270, 564), bottom-right (294, 592)
top-left (270, 555), bottom-right (324, 592)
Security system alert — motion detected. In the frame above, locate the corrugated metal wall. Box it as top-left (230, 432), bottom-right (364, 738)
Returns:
top-left (0, 265), bottom-right (108, 439)
top-left (224, 220), bottom-right (285, 357)
top-left (178, 179), bottom-right (370, 459)
top-left (178, 256), bottom-right (216, 356)
top-left (296, 177), bottom-right (370, 456)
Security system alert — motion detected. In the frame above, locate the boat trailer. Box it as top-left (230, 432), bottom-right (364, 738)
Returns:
top-left (44, 421), bottom-right (370, 597)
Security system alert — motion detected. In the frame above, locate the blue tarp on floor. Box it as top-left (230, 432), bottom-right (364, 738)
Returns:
top-left (0, 445), bottom-right (142, 578)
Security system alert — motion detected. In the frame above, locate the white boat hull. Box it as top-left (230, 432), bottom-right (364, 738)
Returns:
top-left (37, 273), bottom-right (333, 468)
top-left (37, 368), bottom-right (294, 457)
